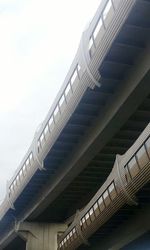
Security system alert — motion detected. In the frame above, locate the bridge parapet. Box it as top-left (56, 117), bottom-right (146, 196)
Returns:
top-left (0, 0), bottom-right (133, 220)
top-left (58, 123), bottom-right (150, 249)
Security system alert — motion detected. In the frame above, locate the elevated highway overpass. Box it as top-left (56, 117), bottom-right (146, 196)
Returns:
top-left (0, 0), bottom-right (150, 249)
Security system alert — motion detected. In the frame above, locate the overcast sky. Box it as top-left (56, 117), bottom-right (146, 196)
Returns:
top-left (0, 0), bottom-right (101, 201)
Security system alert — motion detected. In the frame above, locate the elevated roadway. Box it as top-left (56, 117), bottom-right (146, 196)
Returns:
top-left (0, 0), bottom-right (150, 249)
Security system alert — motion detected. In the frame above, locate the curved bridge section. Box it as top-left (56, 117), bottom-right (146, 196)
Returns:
top-left (1, 0), bottom-right (150, 249)
top-left (0, 0), bottom-right (135, 220)
top-left (58, 123), bottom-right (150, 250)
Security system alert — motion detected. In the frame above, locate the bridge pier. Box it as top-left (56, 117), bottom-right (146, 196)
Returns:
top-left (16, 222), bottom-right (67, 250)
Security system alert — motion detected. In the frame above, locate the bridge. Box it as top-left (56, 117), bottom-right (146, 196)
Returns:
top-left (0, 0), bottom-right (150, 249)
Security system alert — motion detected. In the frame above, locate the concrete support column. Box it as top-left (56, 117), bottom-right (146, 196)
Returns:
top-left (16, 222), bottom-right (67, 250)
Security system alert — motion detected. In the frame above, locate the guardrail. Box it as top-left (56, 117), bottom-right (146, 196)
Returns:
top-left (0, 0), bottom-right (121, 215)
top-left (58, 123), bottom-right (150, 249)
top-left (89, 0), bottom-right (115, 57)
top-left (37, 64), bottom-right (81, 153)
top-left (0, 0), bottom-right (139, 247)
top-left (0, 0), bottom-right (136, 229)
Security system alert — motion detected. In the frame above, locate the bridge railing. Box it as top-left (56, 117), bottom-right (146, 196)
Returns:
top-left (89, 0), bottom-right (115, 57)
top-left (37, 64), bottom-right (82, 153)
top-left (3, 0), bottom-right (120, 212)
top-left (58, 123), bottom-right (150, 250)
top-left (1, 0), bottom-right (136, 221)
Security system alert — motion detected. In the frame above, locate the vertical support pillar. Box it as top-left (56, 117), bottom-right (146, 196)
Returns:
top-left (17, 222), bottom-right (67, 250)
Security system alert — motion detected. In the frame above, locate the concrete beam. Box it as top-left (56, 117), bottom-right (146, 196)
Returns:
top-left (21, 43), bottom-right (150, 221)
top-left (16, 222), bottom-right (67, 250)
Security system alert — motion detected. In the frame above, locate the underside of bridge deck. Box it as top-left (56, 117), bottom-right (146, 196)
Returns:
top-left (1, 0), bottom-right (150, 249)
top-left (25, 0), bottom-right (150, 225)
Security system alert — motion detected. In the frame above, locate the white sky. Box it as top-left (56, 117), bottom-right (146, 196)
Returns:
top-left (0, 0), bottom-right (101, 201)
